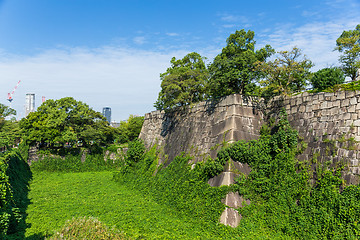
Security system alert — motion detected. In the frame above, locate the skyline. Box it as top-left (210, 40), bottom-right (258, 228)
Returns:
top-left (0, 0), bottom-right (360, 121)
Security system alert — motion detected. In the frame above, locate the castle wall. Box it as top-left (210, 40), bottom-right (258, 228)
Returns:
top-left (139, 94), bottom-right (263, 165)
top-left (140, 91), bottom-right (360, 184)
top-left (270, 91), bottom-right (360, 184)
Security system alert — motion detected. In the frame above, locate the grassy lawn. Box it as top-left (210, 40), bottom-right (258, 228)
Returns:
top-left (25, 171), bottom-right (228, 239)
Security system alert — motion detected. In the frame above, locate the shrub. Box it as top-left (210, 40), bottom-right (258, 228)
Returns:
top-left (31, 151), bottom-right (123, 173)
top-left (50, 216), bottom-right (128, 240)
top-left (310, 67), bottom-right (345, 91)
top-left (0, 149), bottom-right (31, 239)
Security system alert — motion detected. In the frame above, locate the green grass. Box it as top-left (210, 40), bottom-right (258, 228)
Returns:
top-left (25, 171), bottom-right (242, 240)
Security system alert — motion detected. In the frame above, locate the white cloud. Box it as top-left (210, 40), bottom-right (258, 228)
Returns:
top-left (166, 32), bottom-right (179, 37)
top-left (133, 36), bottom-right (146, 45)
top-left (220, 13), bottom-right (248, 23)
top-left (0, 46), bottom-right (189, 121)
top-left (262, 19), bottom-right (360, 71)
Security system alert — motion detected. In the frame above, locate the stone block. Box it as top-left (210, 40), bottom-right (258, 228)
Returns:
top-left (219, 207), bottom-right (241, 228)
top-left (346, 120), bottom-right (354, 126)
top-left (348, 105), bottom-right (356, 113)
top-left (319, 94), bottom-right (324, 101)
top-left (343, 113), bottom-right (351, 120)
top-left (290, 98), bottom-right (296, 106)
top-left (333, 100), bottom-right (340, 107)
top-left (302, 92), bottom-right (309, 97)
top-left (324, 92), bottom-right (334, 97)
top-left (346, 91), bottom-right (355, 98)
top-left (355, 120), bottom-right (360, 127)
top-left (320, 116), bottom-right (328, 122)
top-left (320, 101), bottom-right (328, 109)
top-left (341, 99), bottom-right (350, 107)
top-left (208, 172), bottom-right (238, 187)
top-left (305, 105), bottom-right (312, 112)
top-left (296, 97), bottom-right (303, 105)
top-left (291, 106), bottom-right (298, 114)
top-left (313, 104), bottom-right (320, 111)
top-left (336, 91), bottom-right (346, 100)
top-left (221, 192), bottom-right (250, 209)
top-left (299, 105), bottom-right (306, 113)
top-left (350, 97), bottom-right (358, 105)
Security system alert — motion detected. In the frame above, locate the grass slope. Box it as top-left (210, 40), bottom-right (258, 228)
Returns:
top-left (26, 171), bottom-right (232, 239)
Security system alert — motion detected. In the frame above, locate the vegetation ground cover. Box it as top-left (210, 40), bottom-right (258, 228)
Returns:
top-left (26, 171), bottom-right (272, 240)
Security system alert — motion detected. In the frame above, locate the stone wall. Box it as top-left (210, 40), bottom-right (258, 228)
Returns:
top-left (269, 91), bottom-right (360, 184)
top-left (140, 91), bottom-right (360, 184)
top-left (139, 94), bottom-right (263, 165)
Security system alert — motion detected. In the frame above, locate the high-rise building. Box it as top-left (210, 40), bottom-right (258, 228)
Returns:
top-left (25, 93), bottom-right (35, 117)
top-left (102, 107), bottom-right (111, 123)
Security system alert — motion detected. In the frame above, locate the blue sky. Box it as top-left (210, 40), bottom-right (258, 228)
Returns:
top-left (0, 0), bottom-right (359, 121)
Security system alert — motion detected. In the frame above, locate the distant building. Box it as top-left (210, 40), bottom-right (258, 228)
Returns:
top-left (110, 121), bottom-right (120, 128)
top-left (25, 93), bottom-right (35, 117)
top-left (102, 107), bottom-right (111, 123)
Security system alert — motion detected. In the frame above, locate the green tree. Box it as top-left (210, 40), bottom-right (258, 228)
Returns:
top-left (0, 104), bottom-right (16, 126)
top-left (310, 67), bottom-right (345, 91)
top-left (0, 104), bottom-right (18, 148)
top-left (208, 29), bottom-right (274, 98)
top-left (256, 47), bottom-right (313, 97)
top-left (154, 52), bottom-right (209, 111)
top-left (19, 97), bottom-right (114, 149)
top-left (335, 24), bottom-right (360, 81)
top-left (116, 115), bottom-right (144, 144)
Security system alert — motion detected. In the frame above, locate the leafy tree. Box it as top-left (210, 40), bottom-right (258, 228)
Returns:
top-left (116, 115), bottom-right (144, 144)
top-left (0, 104), bottom-right (19, 148)
top-left (154, 52), bottom-right (209, 111)
top-left (310, 67), bottom-right (345, 91)
top-left (335, 24), bottom-right (360, 81)
top-left (0, 120), bottom-right (20, 149)
top-left (208, 29), bottom-right (274, 98)
top-left (19, 97), bottom-right (114, 150)
top-left (256, 47), bottom-right (313, 97)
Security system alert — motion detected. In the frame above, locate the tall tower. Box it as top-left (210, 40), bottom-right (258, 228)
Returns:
top-left (25, 93), bottom-right (35, 117)
top-left (102, 107), bottom-right (111, 123)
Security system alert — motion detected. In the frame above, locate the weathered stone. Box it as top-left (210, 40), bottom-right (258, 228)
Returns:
top-left (141, 91), bottom-right (360, 191)
top-left (341, 98), bottom-right (350, 107)
top-left (336, 91), bottom-right (346, 100)
top-left (350, 97), bottom-right (358, 105)
top-left (219, 208), bottom-right (241, 228)
top-left (348, 105), bottom-right (356, 113)
top-left (346, 91), bottom-right (355, 98)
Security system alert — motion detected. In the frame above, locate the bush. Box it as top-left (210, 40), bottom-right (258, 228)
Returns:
top-left (50, 216), bottom-right (128, 240)
top-left (310, 67), bottom-right (345, 91)
top-left (31, 151), bottom-right (123, 173)
top-left (0, 149), bottom-right (31, 239)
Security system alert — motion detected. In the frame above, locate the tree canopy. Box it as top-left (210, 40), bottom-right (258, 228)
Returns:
top-left (208, 29), bottom-right (274, 98)
top-left (0, 103), bottom-right (18, 148)
top-left (256, 47), bottom-right (313, 97)
top-left (335, 24), bottom-right (360, 81)
top-left (310, 67), bottom-right (345, 91)
top-left (116, 115), bottom-right (144, 144)
top-left (19, 97), bottom-right (114, 149)
top-left (154, 52), bottom-right (209, 111)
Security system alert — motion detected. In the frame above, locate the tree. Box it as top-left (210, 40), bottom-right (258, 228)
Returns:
top-left (310, 67), bottom-right (345, 91)
top-left (256, 47), bottom-right (313, 97)
top-left (19, 97), bottom-right (114, 149)
top-left (0, 103), bottom-right (18, 148)
top-left (154, 52), bottom-right (209, 111)
top-left (116, 115), bottom-right (144, 144)
top-left (0, 103), bottom-right (16, 126)
top-left (208, 29), bottom-right (274, 98)
top-left (335, 24), bottom-right (360, 81)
